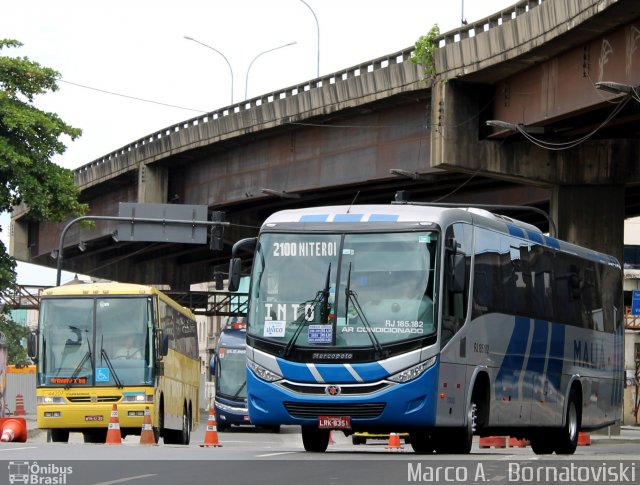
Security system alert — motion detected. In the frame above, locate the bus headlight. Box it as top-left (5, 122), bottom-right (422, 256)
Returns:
top-left (37, 396), bottom-right (66, 405)
top-left (387, 356), bottom-right (436, 383)
top-left (122, 393), bottom-right (153, 403)
top-left (247, 359), bottom-right (281, 382)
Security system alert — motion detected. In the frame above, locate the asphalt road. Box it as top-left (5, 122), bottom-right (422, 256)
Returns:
top-left (1, 419), bottom-right (639, 485)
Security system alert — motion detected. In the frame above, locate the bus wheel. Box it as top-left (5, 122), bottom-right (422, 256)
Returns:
top-left (554, 389), bottom-right (579, 455)
top-left (409, 430), bottom-right (434, 454)
top-left (49, 429), bottom-right (69, 443)
top-left (217, 422), bottom-right (228, 432)
top-left (301, 425), bottom-right (330, 452)
top-left (181, 406), bottom-right (191, 445)
top-left (530, 435), bottom-right (554, 455)
top-left (83, 429), bottom-right (107, 443)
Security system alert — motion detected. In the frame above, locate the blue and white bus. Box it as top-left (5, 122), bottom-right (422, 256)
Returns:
top-left (211, 318), bottom-right (250, 431)
top-left (229, 203), bottom-right (624, 454)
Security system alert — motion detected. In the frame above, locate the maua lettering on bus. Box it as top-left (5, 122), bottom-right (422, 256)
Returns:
top-left (573, 339), bottom-right (607, 369)
top-left (272, 241), bottom-right (337, 257)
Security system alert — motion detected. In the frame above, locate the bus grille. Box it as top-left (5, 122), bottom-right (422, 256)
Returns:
top-left (67, 396), bottom-right (121, 403)
top-left (284, 402), bottom-right (386, 419)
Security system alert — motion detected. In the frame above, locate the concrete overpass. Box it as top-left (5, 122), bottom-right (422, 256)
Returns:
top-left (10, 0), bottom-right (640, 289)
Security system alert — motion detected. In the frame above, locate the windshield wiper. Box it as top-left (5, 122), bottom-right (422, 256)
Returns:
top-left (282, 263), bottom-right (332, 358)
top-left (100, 336), bottom-right (123, 389)
top-left (233, 380), bottom-right (247, 399)
top-left (344, 262), bottom-right (386, 358)
top-left (65, 337), bottom-right (94, 390)
top-left (320, 262), bottom-right (331, 324)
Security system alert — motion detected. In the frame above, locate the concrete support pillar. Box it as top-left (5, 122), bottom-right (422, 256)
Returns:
top-left (138, 164), bottom-right (168, 203)
top-left (550, 185), bottom-right (624, 262)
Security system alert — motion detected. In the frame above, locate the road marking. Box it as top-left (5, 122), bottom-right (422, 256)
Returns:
top-left (92, 474), bottom-right (156, 485)
top-left (0, 446), bottom-right (38, 452)
top-left (256, 451), bottom-right (298, 457)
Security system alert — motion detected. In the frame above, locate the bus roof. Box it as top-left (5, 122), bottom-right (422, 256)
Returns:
top-left (42, 282), bottom-right (160, 297)
top-left (261, 204), bottom-right (620, 267)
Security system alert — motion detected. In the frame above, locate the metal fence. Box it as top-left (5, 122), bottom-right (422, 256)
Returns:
top-left (4, 372), bottom-right (36, 416)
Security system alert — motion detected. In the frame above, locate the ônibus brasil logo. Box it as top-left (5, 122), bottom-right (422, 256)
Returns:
top-left (8, 461), bottom-right (73, 485)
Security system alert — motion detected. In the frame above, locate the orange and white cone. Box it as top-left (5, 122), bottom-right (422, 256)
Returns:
top-left (386, 432), bottom-right (403, 450)
top-left (199, 408), bottom-right (222, 447)
top-left (139, 406), bottom-right (156, 445)
top-left (0, 418), bottom-right (27, 442)
top-left (13, 394), bottom-right (27, 416)
top-left (105, 403), bottom-right (122, 445)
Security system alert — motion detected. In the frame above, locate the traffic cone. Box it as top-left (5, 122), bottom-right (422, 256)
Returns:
top-left (13, 394), bottom-right (26, 416)
top-left (386, 432), bottom-right (403, 450)
top-left (139, 406), bottom-right (156, 445)
top-left (199, 408), bottom-right (222, 447)
top-left (105, 404), bottom-right (122, 445)
top-left (508, 436), bottom-right (529, 448)
top-left (578, 432), bottom-right (591, 446)
top-left (479, 436), bottom-right (507, 448)
top-left (0, 418), bottom-right (27, 442)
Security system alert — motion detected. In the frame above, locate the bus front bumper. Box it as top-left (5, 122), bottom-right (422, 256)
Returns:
top-left (247, 364), bottom-right (438, 429)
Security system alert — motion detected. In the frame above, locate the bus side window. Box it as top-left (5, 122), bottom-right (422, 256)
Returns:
top-left (443, 223), bottom-right (472, 343)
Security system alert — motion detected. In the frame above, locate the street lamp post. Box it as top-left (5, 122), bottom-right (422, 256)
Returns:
top-left (245, 42), bottom-right (297, 100)
top-left (298, 0), bottom-right (319, 77)
top-left (183, 35), bottom-right (234, 105)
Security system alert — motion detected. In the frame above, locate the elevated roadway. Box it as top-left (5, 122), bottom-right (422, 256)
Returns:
top-left (10, 0), bottom-right (640, 288)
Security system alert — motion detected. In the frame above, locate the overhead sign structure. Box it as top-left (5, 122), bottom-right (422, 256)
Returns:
top-left (55, 203), bottom-right (228, 286)
top-left (117, 203), bottom-right (208, 244)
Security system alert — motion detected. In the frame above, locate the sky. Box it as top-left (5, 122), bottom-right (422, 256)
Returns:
top-left (1, 0), bottom-right (515, 286)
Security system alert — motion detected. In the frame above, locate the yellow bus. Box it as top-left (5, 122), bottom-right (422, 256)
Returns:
top-left (28, 282), bottom-right (200, 444)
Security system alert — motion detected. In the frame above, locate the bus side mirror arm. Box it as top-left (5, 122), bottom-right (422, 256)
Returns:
top-left (229, 237), bottom-right (257, 291)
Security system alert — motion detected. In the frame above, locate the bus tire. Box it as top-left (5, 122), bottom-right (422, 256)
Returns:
top-left (554, 389), bottom-right (579, 455)
top-left (409, 430), bottom-right (434, 454)
top-left (217, 422), bottom-right (228, 432)
top-left (301, 425), bottom-right (330, 452)
top-left (83, 429), bottom-right (107, 443)
top-left (49, 429), bottom-right (69, 443)
top-left (530, 435), bottom-right (554, 455)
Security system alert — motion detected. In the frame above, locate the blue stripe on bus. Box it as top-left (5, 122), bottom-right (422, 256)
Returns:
top-left (507, 224), bottom-right (526, 238)
top-left (545, 323), bottom-right (565, 403)
top-left (526, 230), bottom-right (544, 245)
top-left (526, 320), bottom-right (549, 402)
top-left (495, 316), bottom-right (530, 401)
top-left (299, 214), bottom-right (330, 222)
top-left (276, 358), bottom-right (318, 382)
top-left (314, 365), bottom-right (360, 383)
top-left (368, 214), bottom-right (399, 222)
top-left (543, 235), bottom-right (561, 249)
top-left (334, 214), bottom-right (364, 222)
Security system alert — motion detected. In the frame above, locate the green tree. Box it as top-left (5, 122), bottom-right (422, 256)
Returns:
top-left (1, 39), bottom-right (88, 359)
top-left (0, 312), bottom-right (29, 365)
top-left (410, 24), bottom-right (441, 80)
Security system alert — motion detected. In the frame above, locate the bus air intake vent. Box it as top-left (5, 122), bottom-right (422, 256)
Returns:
top-left (67, 396), bottom-right (121, 403)
top-left (279, 381), bottom-right (390, 395)
top-left (283, 402), bottom-right (386, 419)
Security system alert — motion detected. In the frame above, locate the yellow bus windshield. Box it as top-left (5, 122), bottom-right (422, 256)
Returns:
top-left (37, 296), bottom-right (153, 387)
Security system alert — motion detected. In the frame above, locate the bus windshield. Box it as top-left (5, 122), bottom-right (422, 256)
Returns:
top-left (248, 231), bottom-right (438, 348)
top-left (216, 347), bottom-right (247, 399)
top-left (37, 296), bottom-right (153, 387)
